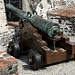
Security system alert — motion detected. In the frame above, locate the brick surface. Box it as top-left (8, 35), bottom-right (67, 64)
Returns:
top-left (48, 5), bottom-right (75, 18)
top-left (8, 22), bottom-right (19, 26)
top-left (0, 51), bottom-right (18, 75)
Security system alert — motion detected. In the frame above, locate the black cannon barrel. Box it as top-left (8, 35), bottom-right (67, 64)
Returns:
top-left (6, 4), bottom-right (60, 37)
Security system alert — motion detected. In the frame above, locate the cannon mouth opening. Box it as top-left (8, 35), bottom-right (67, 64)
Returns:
top-left (48, 25), bottom-right (60, 38)
top-left (52, 29), bottom-right (59, 36)
top-left (53, 30), bottom-right (58, 34)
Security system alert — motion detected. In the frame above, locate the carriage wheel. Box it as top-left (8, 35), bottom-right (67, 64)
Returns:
top-left (7, 41), bottom-right (20, 58)
top-left (28, 50), bottom-right (42, 70)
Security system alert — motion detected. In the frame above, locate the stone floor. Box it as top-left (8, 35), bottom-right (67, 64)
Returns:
top-left (17, 36), bottom-right (75, 75)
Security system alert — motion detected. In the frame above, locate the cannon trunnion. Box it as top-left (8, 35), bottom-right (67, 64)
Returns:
top-left (6, 4), bottom-right (75, 70)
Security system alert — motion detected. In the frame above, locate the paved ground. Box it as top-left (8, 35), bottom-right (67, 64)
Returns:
top-left (18, 36), bottom-right (75, 75)
top-left (18, 55), bottom-right (75, 75)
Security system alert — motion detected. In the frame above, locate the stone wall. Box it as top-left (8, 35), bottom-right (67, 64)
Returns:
top-left (22, 0), bottom-right (41, 13)
top-left (22, 0), bottom-right (75, 19)
top-left (0, 0), bottom-right (16, 51)
top-left (0, 0), bottom-right (7, 27)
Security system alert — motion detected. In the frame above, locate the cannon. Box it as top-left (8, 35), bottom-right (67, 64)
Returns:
top-left (6, 4), bottom-right (75, 70)
top-left (6, 4), bottom-right (60, 38)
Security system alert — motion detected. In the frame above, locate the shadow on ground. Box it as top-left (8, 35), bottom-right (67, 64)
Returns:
top-left (18, 54), bottom-right (75, 71)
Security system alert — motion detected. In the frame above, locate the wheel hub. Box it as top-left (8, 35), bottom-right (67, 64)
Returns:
top-left (28, 57), bottom-right (33, 65)
top-left (7, 46), bottom-right (13, 54)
